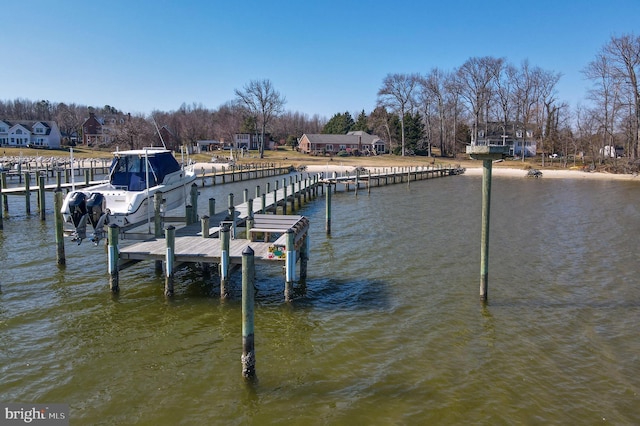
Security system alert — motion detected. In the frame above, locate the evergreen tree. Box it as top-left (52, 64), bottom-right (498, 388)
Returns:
top-left (390, 112), bottom-right (426, 155)
top-left (351, 110), bottom-right (370, 132)
top-left (321, 111), bottom-right (354, 134)
top-left (404, 111), bottom-right (427, 155)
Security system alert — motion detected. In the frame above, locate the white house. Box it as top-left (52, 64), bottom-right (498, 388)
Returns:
top-left (0, 120), bottom-right (62, 149)
top-left (476, 122), bottom-right (537, 157)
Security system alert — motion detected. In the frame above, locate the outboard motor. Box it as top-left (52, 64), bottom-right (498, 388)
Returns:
top-left (86, 193), bottom-right (106, 228)
top-left (68, 192), bottom-right (88, 244)
top-left (68, 192), bottom-right (87, 228)
top-left (86, 193), bottom-right (109, 245)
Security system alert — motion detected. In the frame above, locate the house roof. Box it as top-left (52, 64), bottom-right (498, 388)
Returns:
top-left (304, 133), bottom-right (384, 145)
top-left (0, 120), bottom-right (56, 135)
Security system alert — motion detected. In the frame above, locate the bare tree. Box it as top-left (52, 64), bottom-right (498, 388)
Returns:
top-left (601, 34), bottom-right (640, 158)
top-left (234, 79), bottom-right (286, 158)
top-left (377, 73), bottom-right (420, 156)
top-left (455, 56), bottom-right (504, 146)
top-left (583, 53), bottom-right (622, 162)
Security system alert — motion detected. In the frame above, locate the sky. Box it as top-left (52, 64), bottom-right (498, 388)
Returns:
top-left (2, 0), bottom-right (639, 120)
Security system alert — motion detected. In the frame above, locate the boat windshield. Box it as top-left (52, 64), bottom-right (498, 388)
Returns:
top-left (108, 152), bottom-right (180, 191)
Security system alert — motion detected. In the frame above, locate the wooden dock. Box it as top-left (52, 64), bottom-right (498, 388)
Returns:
top-left (322, 164), bottom-right (464, 190)
top-left (119, 214), bottom-right (308, 266)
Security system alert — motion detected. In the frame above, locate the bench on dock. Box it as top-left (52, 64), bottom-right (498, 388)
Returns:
top-left (248, 214), bottom-right (309, 250)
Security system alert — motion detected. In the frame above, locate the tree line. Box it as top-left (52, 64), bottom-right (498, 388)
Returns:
top-left (1, 34), bottom-right (638, 168)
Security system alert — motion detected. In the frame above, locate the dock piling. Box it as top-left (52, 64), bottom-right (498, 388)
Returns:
top-left (108, 224), bottom-right (119, 292)
top-left (38, 174), bottom-right (46, 220)
top-left (325, 183), bottom-right (332, 235)
top-left (465, 145), bottom-right (509, 302)
top-left (220, 225), bottom-right (230, 298)
top-left (480, 159), bottom-right (492, 301)
top-left (241, 246), bottom-right (256, 379)
top-left (284, 228), bottom-right (296, 302)
top-left (53, 189), bottom-right (65, 265)
top-left (164, 225), bottom-right (176, 296)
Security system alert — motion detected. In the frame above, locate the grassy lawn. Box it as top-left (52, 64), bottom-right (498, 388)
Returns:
top-left (2, 145), bottom-right (586, 171)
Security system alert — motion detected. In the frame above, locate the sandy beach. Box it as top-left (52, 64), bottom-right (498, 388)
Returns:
top-left (303, 164), bottom-right (640, 181)
top-left (461, 167), bottom-right (640, 181)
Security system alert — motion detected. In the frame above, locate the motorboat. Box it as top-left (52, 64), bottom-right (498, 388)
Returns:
top-left (61, 147), bottom-right (196, 244)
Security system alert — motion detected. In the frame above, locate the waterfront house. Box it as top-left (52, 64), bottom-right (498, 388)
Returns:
top-left (233, 133), bottom-right (275, 151)
top-left (298, 131), bottom-right (387, 155)
top-left (476, 122), bottom-right (537, 157)
top-left (81, 112), bottom-right (130, 146)
top-left (0, 119), bottom-right (62, 149)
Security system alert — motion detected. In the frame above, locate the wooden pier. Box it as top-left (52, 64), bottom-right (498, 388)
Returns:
top-left (0, 163), bottom-right (294, 219)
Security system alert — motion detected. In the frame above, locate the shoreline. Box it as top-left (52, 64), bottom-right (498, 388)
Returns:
top-left (193, 162), bottom-right (640, 182)
top-left (461, 167), bottom-right (640, 181)
top-left (304, 165), bottom-right (640, 181)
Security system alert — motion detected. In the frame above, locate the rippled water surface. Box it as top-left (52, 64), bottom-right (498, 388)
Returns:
top-left (1, 173), bottom-right (639, 425)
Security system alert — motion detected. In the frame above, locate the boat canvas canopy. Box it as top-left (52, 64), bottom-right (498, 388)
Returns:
top-left (109, 151), bottom-right (181, 191)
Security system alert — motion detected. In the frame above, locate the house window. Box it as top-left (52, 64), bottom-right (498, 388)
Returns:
top-left (478, 130), bottom-right (485, 138)
top-left (516, 130), bottom-right (523, 138)
top-left (16, 129), bottom-right (23, 135)
top-left (35, 127), bottom-right (44, 133)
top-left (326, 144), bottom-right (334, 151)
top-left (526, 130), bottom-right (533, 138)
top-left (339, 145), bottom-right (346, 150)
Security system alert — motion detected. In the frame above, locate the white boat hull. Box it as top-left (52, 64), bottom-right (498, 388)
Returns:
top-left (60, 147), bottom-right (196, 243)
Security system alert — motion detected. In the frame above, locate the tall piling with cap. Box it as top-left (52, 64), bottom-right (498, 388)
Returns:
top-left (466, 145), bottom-right (508, 302)
top-left (241, 246), bottom-right (256, 379)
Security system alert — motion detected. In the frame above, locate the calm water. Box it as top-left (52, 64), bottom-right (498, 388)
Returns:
top-left (1, 173), bottom-right (639, 425)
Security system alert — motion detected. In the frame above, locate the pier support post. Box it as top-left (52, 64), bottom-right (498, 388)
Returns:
top-left (282, 179), bottom-right (288, 215)
top-left (480, 159), bottom-right (492, 301)
top-left (241, 246), bottom-right (256, 380)
top-left (165, 225), bottom-right (176, 296)
top-left (53, 189), bottom-right (65, 265)
top-left (300, 233), bottom-right (309, 281)
top-left (1, 172), bottom-right (7, 215)
top-left (246, 199), bottom-right (254, 240)
top-left (185, 205), bottom-right (193, 226)
top-left (209, 197), bottom-right (215, 217)
top-left (466, 145), bottom-right (508, 302)
top-left (24, 171), bottom-right (31, 215)
top-left (38, 174), bottom-right (46, 220)
top-left (201, 215), bottom-right (210, 238)
top-left (284, 228), bottom-right (296, 302)
top-left (107, 224), bottom-right (119, 292)
top-left (189, 183), bottom-right (199, 224)
top-left (220, 225), bottom-right (231, 298)
top-left (325, 183), bottom-right (332, 235)
top-left (154, 192), bottom-right (163, 238)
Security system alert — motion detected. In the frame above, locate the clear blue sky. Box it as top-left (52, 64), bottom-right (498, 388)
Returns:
top-left (2, 0), bottom-right (638, 119)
